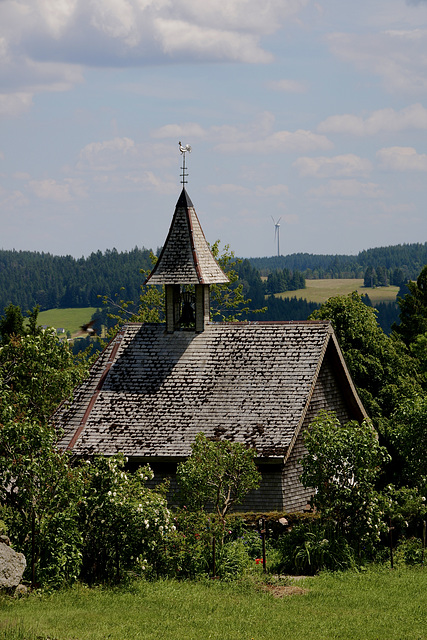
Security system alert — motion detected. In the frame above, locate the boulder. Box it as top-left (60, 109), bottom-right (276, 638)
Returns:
top-left (0, 541), bottom-right (26, 589)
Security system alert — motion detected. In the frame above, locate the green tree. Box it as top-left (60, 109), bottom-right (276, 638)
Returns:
top-left (388, 395), bottom-right (427, 490)
top-left (309, 292), bottom-right (419, 422)
top-left (0, 303), bottom-right (25, 343)
top-left (0, 409), bottom-right (83, 587)
top-left (0, 325), bottom-right (91, 587)
top-left (395, 264), bottom-right (427, 345)
top-left (176, 433), bottom-right (261, 520)
top-left (300, 411), bottom-right (390, 549)
top-left (1, 330), bottom-right (89, 423)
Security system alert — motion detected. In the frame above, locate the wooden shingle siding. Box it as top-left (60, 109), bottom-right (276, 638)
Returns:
top-left (282, 351), bottom-right (360, 512)
top-left (239, 465), bottom-right (285, 512)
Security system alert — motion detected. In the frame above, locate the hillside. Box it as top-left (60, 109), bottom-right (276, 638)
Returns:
top-left (0, 242), bottom-right (420, 336)
top-left (249, 242), bottom-right (427, 281)
top-left (0, 247), bottom-right (153, 312)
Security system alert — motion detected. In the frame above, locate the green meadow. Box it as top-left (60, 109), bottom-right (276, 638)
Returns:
top-left (1, 567), bottom-right (426, 640)
top-left (37, 308), bottom-right (98, 335)
top-left (275, 279), bottom-right (399, 305)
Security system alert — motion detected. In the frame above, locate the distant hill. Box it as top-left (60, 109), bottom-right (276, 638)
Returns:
top-left (0, 247), bottom-right (153, 312)
top-left (0, 242), bottom-right (424, 335)
top-left (248, 242), bottom-right (427, 282)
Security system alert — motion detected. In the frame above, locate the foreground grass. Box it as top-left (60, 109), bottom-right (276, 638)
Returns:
top-left (1, 567), bottom-right (426, 640)
top-left (37, 308), bottom-right (98, 335)
top-left (275, 279), bottom-right (399, 304)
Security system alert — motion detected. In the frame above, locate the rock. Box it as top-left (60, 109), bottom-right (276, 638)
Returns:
top-left (278, 517), bottom-right (289, 526)
top-left (0, 535), bottom-right (10, 546)
top-left (0, 541), bottom-right (26, 589)
top-left (14, 584), bottom-right (28, 597)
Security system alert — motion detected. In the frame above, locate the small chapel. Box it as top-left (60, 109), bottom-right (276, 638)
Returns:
top-left (54, 149), bottom-right (368, 512)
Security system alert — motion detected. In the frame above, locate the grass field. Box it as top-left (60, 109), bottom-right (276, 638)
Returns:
top-left (1, 567), bottom-right (426, 640)
top-left (37, 308), bottom-right (98, 335)
top-left (275, 279), bottom-right (399, 305)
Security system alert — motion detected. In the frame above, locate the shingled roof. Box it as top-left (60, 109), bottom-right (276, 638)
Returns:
top-left (55, 321), bottom-right (367, 461)
top-left (145, 188), bottom-right (229, 285)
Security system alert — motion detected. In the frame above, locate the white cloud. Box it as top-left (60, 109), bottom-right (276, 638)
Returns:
top-left (125, 171), bottom-right (177, 193)
top-left (149, 112), bottom-right (332, 155)
top-left (152, 123), bottom-right (207, 139)
top-left (327, 30), bottom-right (427, 94)
top-left (0, 1), bottom-right (310, 116)
top-left (318, 103), bottom-right (427, 136)
top-left (216, 129), bottom-right (333, 154)
top-left (267, 78), bottom-right (307, 93)
top-left (77, 137), bottom-right (136, 171)
top-left (0, 189), bottom-right (29, 209)
top-left (293, 154), bottom-right (372, 178)
top-left (0, 0), bottom-right (308, 78)
top-left (0, 92), bottom-right (33, 117)
top-left (36, 0), bottom-right (80, 39)
top-left (377, 146), bottom-right (427, 171)
top-left (155, 19), bottom-right (273, 64)
top-left (28, 178), bottom-right (87, 201)
top-left (308, 179), bottom-right (383, 199)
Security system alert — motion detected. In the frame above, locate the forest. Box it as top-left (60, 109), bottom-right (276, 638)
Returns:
top-left (0, 241), bottom-right (425, 313)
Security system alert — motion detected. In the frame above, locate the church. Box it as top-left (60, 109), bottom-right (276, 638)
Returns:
top-left (54, 157), bottom-right (368, 512)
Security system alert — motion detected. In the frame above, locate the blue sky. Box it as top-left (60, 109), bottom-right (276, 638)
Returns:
top-left (1, 0), bottom-right (427, 259)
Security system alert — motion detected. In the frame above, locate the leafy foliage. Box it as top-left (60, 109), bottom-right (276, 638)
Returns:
top-left (387, 396), bottom-right (427, 490)
top-left (0, 416), bottom-right (83, 588)
top-left (300, 411), bottom-right (390, 549)
top-left (209, 241), bottom-right (266, 321)
top-left (78, 455), bottom-right (172, 583)
top-left (1, 332), bottom-right (89, 424)
top-left (177, 433), bottom-right (261, 519)
top-left (309, 292), bottom-right (420, 432)
top-left (0, 318), bottom-right (91, 587)
top-left (276, 522), bottom-right (356, 575)
top-left (395, 264), bottom-right (427, 345)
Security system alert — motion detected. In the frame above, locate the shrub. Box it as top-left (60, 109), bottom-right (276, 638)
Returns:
top-left (394, 537), bottom-right (424, 566)
top-left (78, 455), bottom-right (172, 584)
top-left (156, 510), bottom-right (213, 579)
top-left (276, 523), bottom-right (356, 575)
top-left (216, 539), bottom-right (252, 580)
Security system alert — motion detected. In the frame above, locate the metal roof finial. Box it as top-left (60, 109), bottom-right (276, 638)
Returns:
top-left (179, 141), bottom-right (192, 186)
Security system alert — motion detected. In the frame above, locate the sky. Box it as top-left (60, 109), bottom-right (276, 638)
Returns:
top-left (1, 0), bottom-right (427, 259)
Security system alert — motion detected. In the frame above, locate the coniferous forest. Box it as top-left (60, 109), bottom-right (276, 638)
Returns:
top-left (1, 241), bottom-right (426, 334)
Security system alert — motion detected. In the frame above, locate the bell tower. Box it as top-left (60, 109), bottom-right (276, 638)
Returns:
top-left (144, 144), bottom-right (229, 333)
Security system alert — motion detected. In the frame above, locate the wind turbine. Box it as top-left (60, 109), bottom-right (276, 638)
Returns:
top-left (271, 216), bottom-right (282, 257)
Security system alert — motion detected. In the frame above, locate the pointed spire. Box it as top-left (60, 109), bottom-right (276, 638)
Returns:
top-left (145, 188), bottom-right (229, 286)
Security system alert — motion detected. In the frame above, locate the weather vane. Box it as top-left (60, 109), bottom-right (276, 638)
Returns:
top-left (179, 141), bottom-right (192, 185)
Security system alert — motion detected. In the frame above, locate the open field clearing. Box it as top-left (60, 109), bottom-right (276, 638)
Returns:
top-left (1, 567), bottom-right (426, 640)
top-left (275, 279), bottom-right (400, 305)
top-left (37, 308), bottom-right (98, 335)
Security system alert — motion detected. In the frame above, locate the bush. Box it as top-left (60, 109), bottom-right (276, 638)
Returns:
top-left (394, 537), bottom-right (424, 566)
top-left (156, 510), bottom-right (213, 579)
top-left (216, 540), bottom-right (252, 580)
top-left (78, 455), bottom-right (172, 584)
top-left (276, 523), bottom-right (356, 575)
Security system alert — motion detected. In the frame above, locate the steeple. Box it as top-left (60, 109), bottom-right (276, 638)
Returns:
top-left (145, 186), bottom-right (229, 332)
